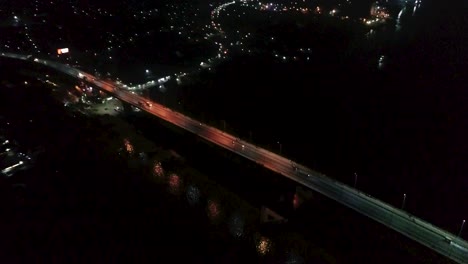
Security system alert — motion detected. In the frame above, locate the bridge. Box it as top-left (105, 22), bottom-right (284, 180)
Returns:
top-left (1, 52), bottom-right (467, 263)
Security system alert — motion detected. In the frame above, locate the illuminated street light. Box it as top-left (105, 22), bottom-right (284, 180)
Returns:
top-left (458, 219), bottom-right (465, 238)
top-left (401, 193), bottom-right (406, 210)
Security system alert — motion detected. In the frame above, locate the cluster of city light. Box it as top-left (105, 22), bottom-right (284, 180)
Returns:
top-left (126, 0), bottom-right (374, 88)
top-left (1, 0), bottom-right (394, 100)
top-left (259, 2), bottom-right (311, 13)
top-left (203, 0), bottom-right (372, 65)
top-left (1, 0), bottom-right (43, 54)
top-left (0, 137), bottom-right (32, 177)
top-left (161, 2), bottom-right (199, 35)
top-left (363, 17), bottom-right (385, 26)
top-left (0, 1), bottom-right (84, 59)
top-left (211, 1), bottom-right (237, 33)
top-left (66, 6), bottom-right (124, 62)
top-left (132, 8), bottom-right (159, 21)
top-left (256, 236), bottom-right (272, 255)
top-left (208, 1), bottom-right (303, 62)
top-left (370, 2), bottom-right (390, 19)
top-left (63, 2), bottom-right (207, 64)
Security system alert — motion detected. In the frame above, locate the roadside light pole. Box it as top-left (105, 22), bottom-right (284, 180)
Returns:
top-left (401, 193), bottom-right (406, 210)
top-left (277, 141), bottom-right (282, 155)
top-left (457, 219), bottom-right (466, 238)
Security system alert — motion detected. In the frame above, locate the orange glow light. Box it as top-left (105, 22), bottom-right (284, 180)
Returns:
top-left (256, 237), bottom-right (272, 255)
top-left (207, 200), bottom-right (220, 220)
top-left (124, 138), bottom-right (134, 154)
top-left (153, 161), bottom-right (164, 178)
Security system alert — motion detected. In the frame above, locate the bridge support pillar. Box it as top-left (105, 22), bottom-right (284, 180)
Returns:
top-left (294, 186), bottom-right (314, 210)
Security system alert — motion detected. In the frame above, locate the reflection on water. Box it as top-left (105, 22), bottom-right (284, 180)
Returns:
top-left (186, 185), bottom-right (201, 206)
top-left (168, 173), bottom-right (182, 195)
top-left (228, 212), bottom-right (244, 238)
top-left (123, 138), bottom-right (134, 154)
top-left (153, 161), bottom-right (164, 179)
top-left (396, 4), bottom-right (410, 32)
top-left (207, 199), bottom-right (221, 222)
top-left (286, 250), bottom-right (305, 264)
top-left (293, 193), bottom-right (300, 209)
top-left (256, 236), bottom-right (272, 256)
top-left (146, 154), bottom-right (306, 260)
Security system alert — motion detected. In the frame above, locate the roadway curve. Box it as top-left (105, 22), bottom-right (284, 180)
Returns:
top-left (1, 52), bottom-right (467, 263)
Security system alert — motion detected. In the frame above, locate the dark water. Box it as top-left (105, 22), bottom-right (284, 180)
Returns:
top-left (164, 10), bottom-right (468, 235)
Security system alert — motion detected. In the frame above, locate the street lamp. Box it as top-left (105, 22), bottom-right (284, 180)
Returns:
top-left (401, 193), bottom-right (406, 210)
top-left (458, 219), bottom-right (465, 238)
top-left (277, 141), bottom-right (282, 155)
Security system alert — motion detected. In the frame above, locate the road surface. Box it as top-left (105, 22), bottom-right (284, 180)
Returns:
top-left (1, 52), bottom-right (467, 263)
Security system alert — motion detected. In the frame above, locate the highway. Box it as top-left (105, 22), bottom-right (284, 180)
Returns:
top-left (1, 52), bottom-right (467, 263)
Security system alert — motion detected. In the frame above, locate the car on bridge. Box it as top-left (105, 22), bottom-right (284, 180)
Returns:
top-left (138, 101), bottom-right (152, 108)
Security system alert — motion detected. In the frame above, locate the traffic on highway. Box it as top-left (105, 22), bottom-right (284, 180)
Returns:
top-left (1, 52), bottom-right (467, 263)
